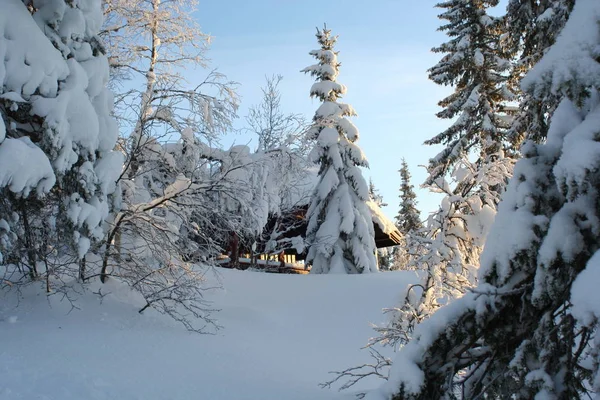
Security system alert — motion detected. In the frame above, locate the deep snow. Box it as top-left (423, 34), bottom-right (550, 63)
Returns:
top-left (0, 268), bottom-right (416, 400)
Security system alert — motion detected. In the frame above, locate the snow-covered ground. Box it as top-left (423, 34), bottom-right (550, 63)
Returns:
top-left (0, 268), bottom-right (416, 400)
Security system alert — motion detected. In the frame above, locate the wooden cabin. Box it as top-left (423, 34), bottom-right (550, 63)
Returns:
top-left (221, 200), bottom-right (403, 273)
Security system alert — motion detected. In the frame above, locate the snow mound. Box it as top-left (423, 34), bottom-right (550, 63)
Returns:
top-left (0, 268), bottom-right (417, 400)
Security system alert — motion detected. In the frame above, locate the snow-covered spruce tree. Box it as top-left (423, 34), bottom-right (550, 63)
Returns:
top-left (395, 159), bottom-right (421, 235)
top-left (504, 0), bottom-right (573, 63)
top-left (404, 0), bottom-right (515, 288)
top-left (364, 1), bottom-right (600, 398)
top-left (389, 160), bottom-right (422, 271)
top-left (426, 0), bottom-right (514, 184)
top-left (376, 0), bottom-right (517, 347)
top-left (505, 0), bottom-right (574, 144)
top-left (0, 0), bottom-right (57, 277)
top-left (1, 0), bottom-right (121, 287)
top-left (301, 27), bottom-right (377, 274)
top-left (369, 179), bottom-right (388, 209)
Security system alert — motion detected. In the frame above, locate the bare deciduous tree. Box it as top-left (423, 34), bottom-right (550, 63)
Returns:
top-left (94, 0), bottom-right (240, 331)
top-left (246, 74), bottom-right (309, 155)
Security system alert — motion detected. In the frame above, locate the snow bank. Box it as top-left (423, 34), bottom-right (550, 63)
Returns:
top-left (0, 269), bottom-right (417, 400)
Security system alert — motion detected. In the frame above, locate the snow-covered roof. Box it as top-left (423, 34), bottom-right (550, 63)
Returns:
top-left (290, 168), bottom-right (402, 245)
top-left (366, 200), bottom-right (398, 237)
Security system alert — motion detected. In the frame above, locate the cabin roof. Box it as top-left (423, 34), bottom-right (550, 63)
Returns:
top-left (276, 202), bottom-right (402, 260)
top-left (289, 168), bottom-right (402, 245)
top-left (366, 200), bottom-right (403, 248)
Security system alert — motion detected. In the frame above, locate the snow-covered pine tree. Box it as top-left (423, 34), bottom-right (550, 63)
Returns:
top-left (505, 0), bottom-right (573, 60)
top-left (1, 0), bottom-right (121, 284)
top-left (395, 159), bottom-right (421, 235)
top-left (426, 0), bottom-right (514, 184)
top-left (400, 0), bottom-right (517, 310)
top-left (0, 0), bottom-right (58, 273)
top-left (377, 0), bottom-right (516, 346)
top-left (369, 179), bottom-right (388, 208)
top-left (505, 0), bottom-right (574, 144)
top-left (301, 26), bottom-right (377, 274)
top-left (39, 0), bottom-right (122, 278)
top-left (389, 160), bottom-right (422, 271)
top-left (365, 1), bottom-right (600, 398)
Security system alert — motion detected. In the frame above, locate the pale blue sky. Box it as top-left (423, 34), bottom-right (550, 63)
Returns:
top-left (192, 1), bottom-right (507, 221)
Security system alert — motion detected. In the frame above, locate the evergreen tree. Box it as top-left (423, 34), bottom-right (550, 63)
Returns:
top-left (366, 1), bottom-right (600, 398)
top-left (505, 0), bottom-right (574, 144)
top-left (0, 0), bottom-right (121, 283)
top-left (395, 159), bottom-right (421, 234)
top-left (389, 160), bottom-right (422, 272)
top-left (426, 0), bottom-right (514, 185)
top-left (407, 0), bottom-right (516, 291)
top-left (302, 26), bottom-right (377, 274)
top-left (369, 178), bottom-right (388, 208)
top-left (379, 0), bottom-right (516, 344)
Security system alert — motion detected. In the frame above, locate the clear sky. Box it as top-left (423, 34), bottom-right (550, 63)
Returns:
top-left (192, 0), bottom-right (507, 221)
